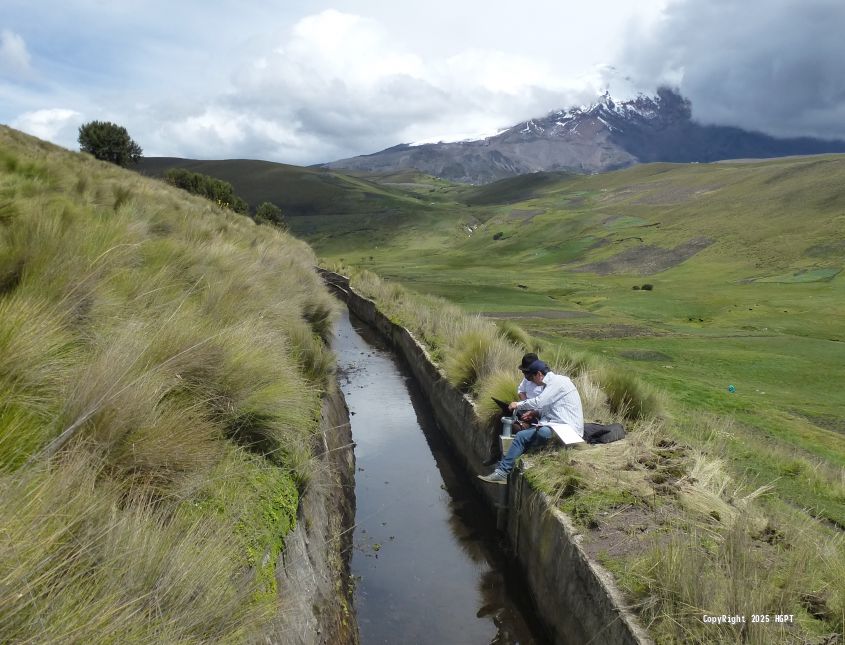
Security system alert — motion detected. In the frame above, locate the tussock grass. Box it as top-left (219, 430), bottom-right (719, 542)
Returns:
top-left (496, 320), bottom-right (540, 352)
top-left (0, 125), bottom-right (339, 640)
top-left (540, 344), bottom-right (597, 379)
top-left (351, 268), bottom-right (468, 358)
top-left (0, 453), bottom-right (271, 643)
top-left (625, 514), bottom-right (845, 644)
top-left (0, 294), bottom-right (76, 468)
top-left (573, 371), bottom-right (613, 421)
top-left (476, 369), bottom-right (528, 421)
top-left (596, 367), bottom-right (666, 420)
top-left (443, 328), bottom-right (521, 393)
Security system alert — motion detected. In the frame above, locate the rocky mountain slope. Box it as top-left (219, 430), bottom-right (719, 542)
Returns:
top-left (323, 88), bottom-right (845, 184)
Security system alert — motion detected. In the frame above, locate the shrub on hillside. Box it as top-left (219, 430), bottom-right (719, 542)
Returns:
top-left (78, 120), bottom-right (142, 167)
top-left (164, 168), bottom-right (248, 214)
top-left (255, 201), bottom-right (286, 229)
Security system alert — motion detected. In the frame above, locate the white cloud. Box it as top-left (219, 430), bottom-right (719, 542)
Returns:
top-left (0, 29), bottom-right (32, 78)
top-left (162, 9), bottom-right (607, 163)
top-left (441, 50), bottom-right (564, 96)
top-left (150, 106), bottom-right (327, 162)
top-left (288, 10), bottom-right (425, 86)
top-left (1, 2), bottom-right (674, 163)
top-left (11, 108), bottom-right (83, 147)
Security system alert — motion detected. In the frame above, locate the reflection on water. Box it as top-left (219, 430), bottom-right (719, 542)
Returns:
top-left (335, 310), bottom-right (548, 645)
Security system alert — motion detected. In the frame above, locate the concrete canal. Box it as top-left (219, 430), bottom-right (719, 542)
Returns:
top-left (334, 310), bottom-right (548, 645)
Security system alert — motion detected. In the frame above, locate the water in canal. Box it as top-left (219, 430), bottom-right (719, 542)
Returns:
top-left (334, 310), bottom-right (547, 645)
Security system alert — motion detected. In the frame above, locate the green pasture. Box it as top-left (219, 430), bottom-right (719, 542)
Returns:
top-left (137, 151), bottom-right (845, 525)
top-left (310, 155), bottom-right (845, 528)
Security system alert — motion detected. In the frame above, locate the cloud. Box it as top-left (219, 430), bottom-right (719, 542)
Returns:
top-left (0, 29), bottom-right (32, 78)
top-left (151, 9), bottom-right (598, 163)
top-left (618, 0), bottom-right (845, 140)
top-left (11, 108), bottom-right (83, 147)
top-left (1, 3), bottom-right (671, 163)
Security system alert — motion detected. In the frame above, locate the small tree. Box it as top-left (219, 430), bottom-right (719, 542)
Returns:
top-left (255, 201), bottom-right (286, 229)
top-left (78, 121), bottom-right (143, 167)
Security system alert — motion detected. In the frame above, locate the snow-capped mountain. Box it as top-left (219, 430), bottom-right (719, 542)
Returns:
top-left (323, 88), bottom-right (845, 184)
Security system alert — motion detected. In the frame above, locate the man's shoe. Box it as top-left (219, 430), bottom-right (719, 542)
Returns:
top-left (477, 469), bottom-right (508, 485)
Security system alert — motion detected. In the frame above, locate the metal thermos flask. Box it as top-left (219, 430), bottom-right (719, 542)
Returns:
top-left (501, 416), bottom-right (513, 437)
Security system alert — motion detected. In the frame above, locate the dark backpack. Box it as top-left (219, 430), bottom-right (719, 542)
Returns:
top-left (583, 422), bottom-right (626, 444)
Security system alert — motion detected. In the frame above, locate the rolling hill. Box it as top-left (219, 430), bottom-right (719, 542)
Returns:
top-left (322, 89), bottom-right (845, 184)
top-left (136, 156), bottom-right (422, 216)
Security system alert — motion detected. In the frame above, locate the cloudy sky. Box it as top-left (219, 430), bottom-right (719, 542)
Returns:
top-left (2, 0), bottom-right (844, 164)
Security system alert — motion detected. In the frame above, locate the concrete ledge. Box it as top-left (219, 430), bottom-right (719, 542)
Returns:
top-left (271, 379), bottom-right (358, 645)
top-left (318, 268), bottom-right (651, 645)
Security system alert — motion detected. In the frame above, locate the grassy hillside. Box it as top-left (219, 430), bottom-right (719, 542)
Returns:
top-left (138, 156), bottom-right (425, 217)
top-left (137, 157), bottom-right (475, 258)
top-left (314, 157), bottom-right (844, 641)
top-left (0, 127), bottom-right (338, 642)
top-left (317, 157), bottom-right (845, 512)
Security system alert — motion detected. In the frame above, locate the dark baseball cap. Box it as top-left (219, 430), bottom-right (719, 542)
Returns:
top-left (523, 359), bottom-right (549, 376)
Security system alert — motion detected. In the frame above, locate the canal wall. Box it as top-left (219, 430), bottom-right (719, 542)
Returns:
top-left (318, 269), bottom-right (650, 645)
top-left (270, 378), bottom-right (359, 645)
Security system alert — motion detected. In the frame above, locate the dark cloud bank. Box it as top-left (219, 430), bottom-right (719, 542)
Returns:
top-left (621, 0), bottom-right (845, 141)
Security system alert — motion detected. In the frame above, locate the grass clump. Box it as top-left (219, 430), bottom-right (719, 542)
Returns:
top-left (597, 367), bottom-right (666, 420)
top-left (0, 125), bottom-right (339, 641)
top-left (625, 515), bottom-right (845, 644)
top-left (443, 328), bottom-right (520, 393)
top-left (475, 369), bottom-right (529, 420)
top-left (0, 453), bottom-right (271, 643)
top-left (496, 319), bottom-right (541, 352)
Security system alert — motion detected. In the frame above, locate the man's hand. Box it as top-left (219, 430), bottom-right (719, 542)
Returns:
top-left (508, 401), bottom-right (519, 411)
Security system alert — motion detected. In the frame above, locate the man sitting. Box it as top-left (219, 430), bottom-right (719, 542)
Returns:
top-left (478, 359), bottom-right (584, 485)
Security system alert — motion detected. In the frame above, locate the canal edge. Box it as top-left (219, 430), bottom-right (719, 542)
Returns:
top-left (271, 369), bottom-right (360, 645)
